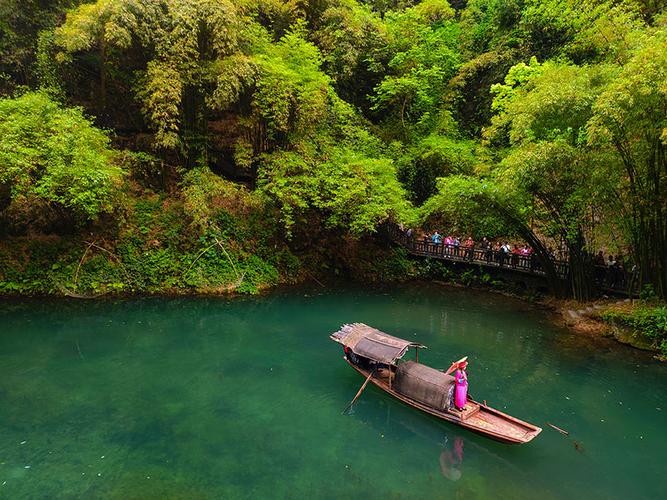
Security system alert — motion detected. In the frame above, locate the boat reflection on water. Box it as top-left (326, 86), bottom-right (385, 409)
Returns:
top-left (439, 435), bottom-right (464, 481)
top-left (350, 395), bottom-right (522, 482)
top-left (390, 406), bottom-right (470, 480)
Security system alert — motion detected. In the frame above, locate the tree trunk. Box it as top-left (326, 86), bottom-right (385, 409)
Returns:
top-left (490, 200), bottom-right (567, 297)
top-left (100, 34), bottom-right (107, 112)
top-left (566, 231), bottom-right (593, 301)
top-left (621, 140), bottom-right (667, 299)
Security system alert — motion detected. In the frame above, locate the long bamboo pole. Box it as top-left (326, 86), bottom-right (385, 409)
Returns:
top-left (342, 369), bottom-right (376, 414)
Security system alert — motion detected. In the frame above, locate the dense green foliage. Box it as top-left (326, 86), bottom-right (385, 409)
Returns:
top-left (0, 92), bottom-right (122, 229)
top-left (0, 1), bottom-right (83, 92)
top-left (601, 304), bottom-right (667, 357)
top-left (0, 184), bottom-right (287, 295)
top-left (0, 0), bottom-right (665, 300)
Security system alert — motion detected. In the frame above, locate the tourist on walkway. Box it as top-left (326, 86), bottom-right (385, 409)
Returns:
top-left (494, 242), bottom-right (502, 265)
top-left (547, 247), bottom-right (556, 260)
top-left (594, 250), bottom-right (605, 283)
top-left (444, 235), bottom-right (453, 256)
top-left (499, 242), bottom-right (511, 266)
top-left (595, 251), bottom-right (605, 266)
top-left (464, 236), bottom-right (474, 261)
top-left (511, 244), bottom-right (521, 268)
top-left (481, 237), bottom-right (492, 263)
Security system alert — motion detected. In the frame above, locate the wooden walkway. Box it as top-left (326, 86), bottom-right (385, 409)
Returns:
top-left (386, 224), bottom-right (632, 294)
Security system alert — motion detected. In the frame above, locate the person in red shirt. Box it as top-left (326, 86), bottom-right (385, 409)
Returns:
top-left (463, 236), bottom-right (474, 261)
top-left (511, 244), bottom-right (521, 268)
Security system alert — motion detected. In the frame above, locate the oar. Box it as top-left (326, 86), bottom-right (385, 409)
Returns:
top-left (342, 368), bottom-right (376, 414)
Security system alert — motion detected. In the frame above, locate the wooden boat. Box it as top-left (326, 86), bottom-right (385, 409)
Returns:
top-left (331, 323), bottom-right (542, 444)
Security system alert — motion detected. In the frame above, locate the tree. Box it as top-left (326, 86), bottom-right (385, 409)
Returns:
top-left (53, 0), bottom-right (244, 152)
top-left (0, 92), bottom-right (123, 231)
top-left (482, 61), bottom-right (617, 299)
top-left (421, 173), bottom-right (569, 295)
top-left (398, 132), bottom-right (478, 203)
top-left (255, 88), bottom-right (415, 237)
top-left (312, 0), bottom-right (388, 111)
top-left (588, 31), bottom-right (667, 297)
top-left (370, 1), bottom-right (460, 140)
top-left (0, 0), bottom-right (82, 93)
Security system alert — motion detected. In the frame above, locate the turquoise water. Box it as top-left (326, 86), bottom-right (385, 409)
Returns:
top-left (0, 284), bottom-right (665, 499)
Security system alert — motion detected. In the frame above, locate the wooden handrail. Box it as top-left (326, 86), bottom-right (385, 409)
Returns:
top-left (385, 223), bottom-right (632, 293)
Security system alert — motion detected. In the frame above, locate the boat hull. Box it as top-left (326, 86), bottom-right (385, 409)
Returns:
top-left (345, 359), bottom-right (542, 444)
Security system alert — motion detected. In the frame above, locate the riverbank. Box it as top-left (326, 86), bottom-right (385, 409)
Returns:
top-left (2, 231), bottom-right (665, 360)
top-left (525, 297), bottom-right (666, 361)
top-left (0, 227), bottom-right (409, 298)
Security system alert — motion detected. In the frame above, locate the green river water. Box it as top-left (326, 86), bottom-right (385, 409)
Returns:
top-left (0, 283), bottom-right (665, 499)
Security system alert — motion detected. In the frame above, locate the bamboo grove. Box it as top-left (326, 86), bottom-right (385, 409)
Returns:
top-left (0, 0), bottom-right (665, 299)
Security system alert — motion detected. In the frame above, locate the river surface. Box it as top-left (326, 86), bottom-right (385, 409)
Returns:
top-left (0, 284), bottom-right (665, 499)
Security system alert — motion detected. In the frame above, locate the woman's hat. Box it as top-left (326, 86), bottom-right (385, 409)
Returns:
top-left (456, 356), bottom-right (468, 369)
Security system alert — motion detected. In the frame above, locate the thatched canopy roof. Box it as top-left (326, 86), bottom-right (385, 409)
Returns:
top-left (330, 323), bottom-right (426, 364)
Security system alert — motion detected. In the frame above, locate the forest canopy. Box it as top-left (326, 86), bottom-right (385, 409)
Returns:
top-left (0, 0), bottom-right (665, 298)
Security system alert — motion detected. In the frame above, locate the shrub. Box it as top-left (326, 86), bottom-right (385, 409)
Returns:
top-left (601, 305), bottom-right (667, 355)
top-left (0, 92), bottom-right (123, 228)
top-left (181, 166), bottom-right (264, 233)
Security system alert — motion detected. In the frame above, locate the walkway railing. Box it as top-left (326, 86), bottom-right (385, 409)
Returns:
top-left (386, 223), bottom-right (632, 293)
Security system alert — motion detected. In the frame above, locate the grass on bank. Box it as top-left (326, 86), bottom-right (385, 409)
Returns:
top-left (598, 301), bottom-right (667, 358)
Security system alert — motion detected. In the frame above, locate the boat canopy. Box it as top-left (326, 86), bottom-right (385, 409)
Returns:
top-left (330, 323), bottom-right (426, 364)
top-left (394, 361), bottom-right (454, 410)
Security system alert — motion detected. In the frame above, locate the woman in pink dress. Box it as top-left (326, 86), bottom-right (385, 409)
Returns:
top-left (454, 361), bottom-right (468, 411)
